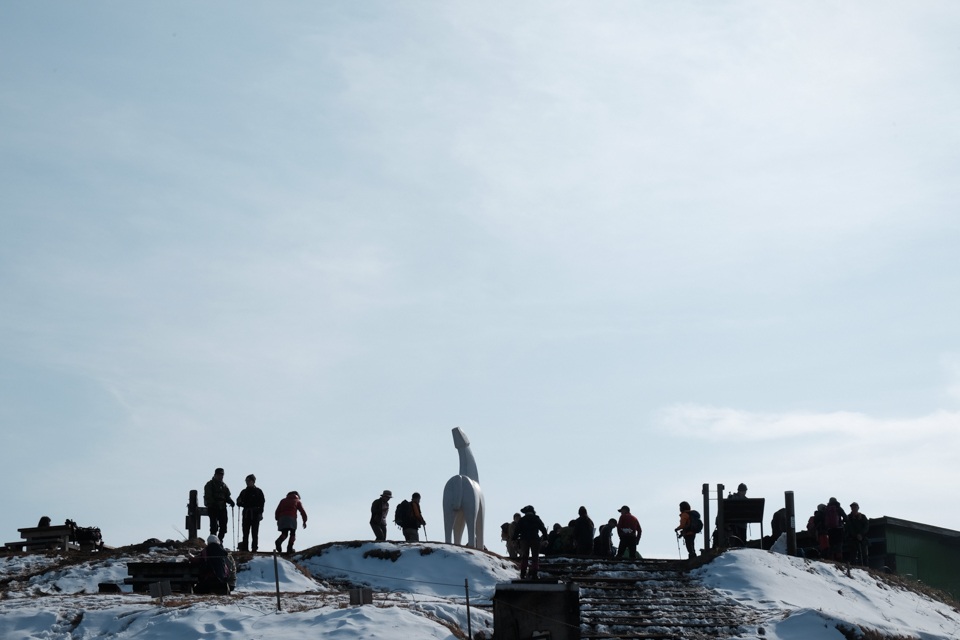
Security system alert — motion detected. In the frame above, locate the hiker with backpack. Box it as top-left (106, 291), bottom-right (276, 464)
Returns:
top-left (370, 490), bottom-right (392, 541)
top-left (574, 507), bottom-right (595, 556)
top-left (824, 497), bottom-right (847, 561)
top-left (616, 505), bottom-right (642, 559)
top-left (274, 491), bottom-right (308, 554)
top-left (501, 513), bottom-right (521, 559)
top-left (845, 502), bottom-right (870, 566)
top-left (512, 505), bottom-right (548, 579)
top-left (675, 501), bottom-right (702, 560)
top-left (189, 535), bottom-right (233, 593)
top-left (396, 492), bottom-right (427, 542)
top-left (236, 474), bottom-right (265, 552)
top-left (203, 468), bottom-right (235, 544)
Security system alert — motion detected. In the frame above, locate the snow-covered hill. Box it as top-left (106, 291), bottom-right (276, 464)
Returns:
top-left (1, 542), bottom-right (958, 639)
top-left (696, 549), bottom-right (960, 639)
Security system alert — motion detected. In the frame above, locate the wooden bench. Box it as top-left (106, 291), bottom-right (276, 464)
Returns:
top-left (4, 526), bottom-right (79, 553)
top-left (124, 562), bottom-right (203, 594)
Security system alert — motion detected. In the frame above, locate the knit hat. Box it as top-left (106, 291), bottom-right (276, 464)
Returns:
top-left (207, 535), bottom-right (220, 545)
top-left (215, 468), bottom-right (225, 475)
top-left (738, 483), bottom-right (748, 492)
top-left (246, 474), bottom-right (256, 482)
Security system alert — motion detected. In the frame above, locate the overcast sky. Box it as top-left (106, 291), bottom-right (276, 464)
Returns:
top-left (2, 2), bottom-right (959, 559)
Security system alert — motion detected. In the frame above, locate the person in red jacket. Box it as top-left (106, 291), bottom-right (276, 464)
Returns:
top-left (275, 491), bottom-right (308, 554)
top-left (616, 505), bottom-right (642, 559)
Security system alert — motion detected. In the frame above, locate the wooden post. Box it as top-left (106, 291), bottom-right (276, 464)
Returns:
top-left (187, 490), bottom-right (199, 541)
top-left (716, 484), bottom-right (725, 550)
top-left (274, 551), bottom-right (282, 611)
top-left (465, 578), bottom-right (472, 640)
top-left (702, 483), bottom-right (710, 555)
top-left (785, 491), bottom-right (797, 557)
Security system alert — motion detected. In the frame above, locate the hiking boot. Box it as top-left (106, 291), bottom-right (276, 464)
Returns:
top-left (287, 546), bottom-right (294, 554)
top-left (275, 541), bottom-right (282, 553)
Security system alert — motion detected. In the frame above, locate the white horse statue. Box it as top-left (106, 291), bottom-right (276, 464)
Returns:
top-left (442, 427), bottom-right (485, 549)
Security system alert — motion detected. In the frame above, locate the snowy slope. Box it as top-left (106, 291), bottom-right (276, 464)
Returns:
top-left (235, 555), bottom-right (326, 592)
top-left (0, 597), bottom-right (461, 640)
top-left (696, 548), bottom-right (960, 639)
top-left (297, 541), bottom-right (518, 600)
top-left (4, 543), bottom-right (957, 639)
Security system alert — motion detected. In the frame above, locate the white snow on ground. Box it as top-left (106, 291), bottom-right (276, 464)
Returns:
top-left (0, 597), bottom-right (460, 640)
top-left (0, 553), bottom-right (61, 578)
top-left (28, 557), bottom-right (134, 594)
top-left (297, 541), bottom-right (517, 600)
top-left (235, 555), bottom-right (326, 592)
top-left (696, 548), bottom-right (960, 640)
top-left (6, 543), bottom-right (958, 639)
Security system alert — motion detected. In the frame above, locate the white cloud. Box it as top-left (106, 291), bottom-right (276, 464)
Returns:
top-left (656, 404), bottom-right (960, 442)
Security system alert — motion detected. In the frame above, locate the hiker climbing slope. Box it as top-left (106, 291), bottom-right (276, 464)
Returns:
top-left (275, 491), bottom-right (307, 554)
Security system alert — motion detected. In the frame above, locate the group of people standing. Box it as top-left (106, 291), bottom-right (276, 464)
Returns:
top-left (806, 498), bottom-right (870, 565)
top-left (501, 504), bottom-right (662, 579)
top-left (369, 490), bottom-right (427, 542)
top-left (202, 468), bottom-right (308, 554)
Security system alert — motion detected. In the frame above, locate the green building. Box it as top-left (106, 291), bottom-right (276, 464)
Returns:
top-left (868, 516), bottom-right (960, 599)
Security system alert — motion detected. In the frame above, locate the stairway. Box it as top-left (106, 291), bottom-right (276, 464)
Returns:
top-left (538, 556), bottom-right (758, 639)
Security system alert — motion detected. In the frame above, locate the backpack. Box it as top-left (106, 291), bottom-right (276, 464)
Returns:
top-left (687, 510), bottom-right (703, 534)
top-left (501, 522), bottom-right (511, 540)
top-left (394, 500), bottom-right (412, 529)
top-left (825, 504), bottom-right (840, 529)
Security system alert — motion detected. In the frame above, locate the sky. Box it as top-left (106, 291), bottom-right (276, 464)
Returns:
top-left (1, 1), bottom-right (959, 559)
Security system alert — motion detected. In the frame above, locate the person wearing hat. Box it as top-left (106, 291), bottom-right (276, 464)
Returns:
top-left (616, 505), bottom-right (642, 559)
top-left (370, 490), bottom-right (392, 541)
top-left (845, 502), bottom-right (870, 566)
top-left (275, 491), bottom-right (308, 554)
top-left (236, 474), bottom-right (265, 552)
top-left (512, 505), bottom-right (548, 579)
top-left (203, 468), bottom-right (235, 543)
top-left (190, 534), bottom-right (233, 594)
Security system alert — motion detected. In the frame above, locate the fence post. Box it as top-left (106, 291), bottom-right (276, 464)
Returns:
top-left (716, 484), bottom-right (725, 550)
top-left (702, 483), bottom-right (710, 555)
top-left (465, 578), bottom-right (472, 640)
top-left (187, 490), bottom-right (199, 541)
top-left (785, 491), bottom-right (797, 557)
top-left (274, 551), bottom-right (282, 611)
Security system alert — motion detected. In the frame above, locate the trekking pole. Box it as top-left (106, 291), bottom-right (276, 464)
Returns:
top-left (423, 526), bottom-right (428, 543)
top-left (676, 534), bottom-right (682, 559)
